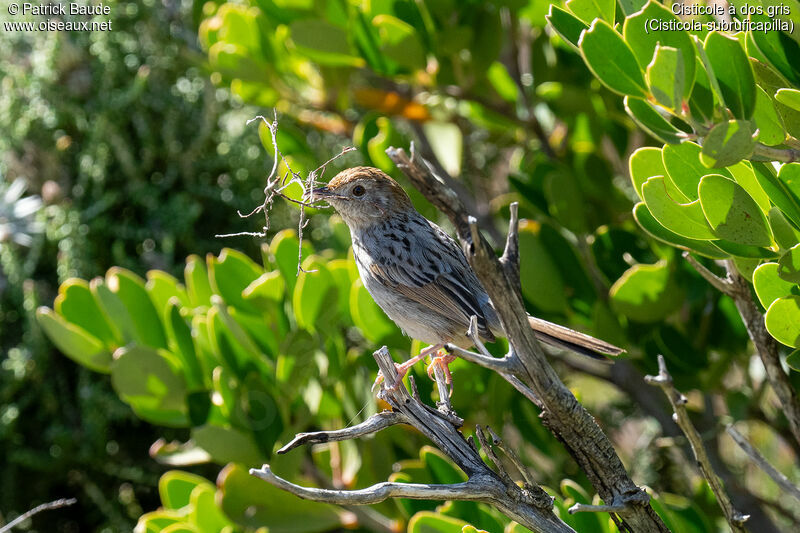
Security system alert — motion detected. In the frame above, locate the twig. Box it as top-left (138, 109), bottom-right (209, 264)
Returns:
top-left (387, 145), bottom-right (666, 532)
top-left (725, 262), bottom-right (800, 448)
top-left (251, 346), bottom-right (576, 533)
top-left (569, 499), bottom-right (628, 515)
top-left (752, 144), bottom-right (799, 163)
top-left (0, 498), bottom-right (77, 533)
top-left (278, 411), bottom-right (408, 454)
top-left (726, 425), bottom-right (800, 503)
top-left (645, 355), bottom-right (750, 532)
top-left (683, 252), bottom-right (734, 295)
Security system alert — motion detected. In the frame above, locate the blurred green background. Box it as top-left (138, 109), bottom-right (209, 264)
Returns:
top-left (2, 0), bottom-right (800, 532)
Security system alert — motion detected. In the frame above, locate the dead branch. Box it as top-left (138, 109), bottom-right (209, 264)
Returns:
top-left (0, 498), bottom-right (77, 533)
top-left (645, 355), bottom-right (749, 532)
top-left (251, 347), bottom-right (575, 533)
top-left (726, 425), bottom-right (800, 503)
top-left (386, 144), bottom-right (665, 532)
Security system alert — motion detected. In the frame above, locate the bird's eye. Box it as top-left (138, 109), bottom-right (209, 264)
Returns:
top-left (352, 185), bottom-right (366, 197)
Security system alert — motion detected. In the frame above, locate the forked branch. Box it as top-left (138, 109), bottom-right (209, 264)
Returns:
top-left (251, 347), bottom-right (575, 533)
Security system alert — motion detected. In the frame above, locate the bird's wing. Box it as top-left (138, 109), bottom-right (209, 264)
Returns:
top-left (368, 221), bottom-right (495, 341)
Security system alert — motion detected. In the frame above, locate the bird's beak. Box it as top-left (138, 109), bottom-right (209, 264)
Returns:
top-left (306, 185), bottom-right (331, 203)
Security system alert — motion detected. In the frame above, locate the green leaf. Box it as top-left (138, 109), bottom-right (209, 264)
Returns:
top-left (487, 61), bottom-right (519, 103)
top-left (408, 511), bottom-right (469, 533)
top-left (629, 147), bottom-right (666, 199)
top-left (787, 349), bottom-right (800, 372)
top-left (219, 464), bottom-right (343, 531)
top-left (192, 424), bottom-right (264, 465)
top-left (292, 255), bottom-right (338, 332)
top-left (689, 56), bottom-right (715, 122)
top-left (185, 254), bottom-right (213, 308)
top-left (642, 177), bottom-right (716, 240)
top-left (422, 121), bottom-right (462, 177)
top-left (189, 483), bottom-right (233, 531)
top-left (421, 446), bottom-right (467, 484)
top-left (775, 88), bottom-right (800, 112)
top-left (269, 229), bottom-right (312, 294)
top-left (349, 278), bottom-right (395, 343)
top-left (579, 20), bottom-right (647, 97)
top-left (107, 267), bottom-right (168, 349)
top-left (242, 270), bottom-right (285, 304)
top-left (135, 511), bottom-right (183, 533)
top-left (633, 203), bottom-right (728, 259)
top-left (728, 161), bottom-right (771, 214)
top-left (565, 0), bottom-right (615, 24)
top-left (749, 17), bottom-right (800, 86)
top-left (752, 59), bottom-right (800, 140)
top-left (752, 162), bottom-right (800, 228)
top-left (624, 97), bottom-right (685, 144)
top-left (208, 248), bottom-right (264, 315)
top-left (111, 345), bottom-right (188, 427)
top-left (166, 302), bottom-right (204, 390)
top-left (778, 244), bottom-right (800, 283)
top-left (700, 120), bottom-right (756, 168)
top-left (661, 141), bottom-right (731, 202)
top-left (769, 207), bottom-right (800, 249)
top-left (544, 171), bottom-right (587, 234)
top-left (519, 220), bottom-right (569, 313)
top-left (698, 174), bottom-right (773, 246)
top-left (36, 307), bottom-right (112, 373)
top-left (610, 261), bottom-right (685, 322)
top-left (622, 1), bottom-right (696, 89)
top-left (146, 271), bottom-right (190, 320)
top-left (158, 471), bottom-right (211, 510)
top-left (704, 32), bottom-right (756, 119)
top-left (372, 15), bottom-right (426, 71)
top-left (753, 262), bottom-right (798, 308)
top-left (289, 19), bottom-right (364, 67)
top-left (765, 295), bottom-right (800, 347)
top-left (54, 279), bottom-right (120, 348)
top-left (546, 5), bottom-right (588, 50)
top-left (646, 46), bottom-right (684, 110)
top-left (753, 86), bottom-right (786, 146)
top-left (713, 240), bottom-right (777, 259)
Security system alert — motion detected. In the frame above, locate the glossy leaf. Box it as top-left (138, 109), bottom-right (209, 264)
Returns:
top-left (641, 177), bottom-right (716, 240)
top-left (765, 296), bottom-right (800, 347)
top-left (704, 32), bottom-right (756, 119)
top-left (610, 261), bottom-right (685, 322)
top-left (622, 1), bottom-right (696, 89)
top-left (208, 248), bottom-right (264, 315)
top-left (218, 463), bottom-right (342, 531)
top-left (699, 120), bottom-right (756, 168)
top-left (191, 424), bottom-right (264, 465)
top-left (158, 471), bottom-right (211, 510)
top-left (349, 278), bottom-right (394, 343)
top-left (146, 271), bottom-right (190, 320)
top-left (546, 5), bottom-right (588, 50)
top-left (408, 511), bottom-right (469, 533)
top-left (242, 270), bottom-right (285, 304)
top-left (519, 220), bottom-right (569, 313)
top-left (36, 308), bottom-right (112, 373)
top-left (54, 279), bottom-right (120, 348)
top-left (629, 147), bottom-right (666, 199)
top-left (292, 256), bottom-right (336, 332)
top-left (565, 0), bottom-right (615, 24)
top-left (752, 162), bottom-right (800, 228)
top-left (778, 244), bottom-right (800, 283)
top-left (289, 19), bottom-right (364, 67)
top-left (107, 267), bottom-right (169, 349)
top-left (111, 345), bottom-right (188, 427)
top-left (749, 18), bottom-right (800, 86)
top-left (753, 86), bottom-right (786, 146)
top-left (787, 349), bottom-right (800, 372)
top-left (579, 20), bottom-right (647, 97)
top-left (185, 254), bottom-right (214, 308)
top-left (698, 174), bottom-right (772, 246)
top-left (646, 46), bottom-right (684, 110)
top-left (728, 161), bottom-right (770, 214)
top-left (624, 97), bottom-right (684, 144)
top-left (633, 203), bottom-right (728, 259)
top-left (775, 88), bottom-right (800, 112)
top-left (753, 262), bottom-right (797, 308)
top-left (661, 141), bottom-right (728, 202)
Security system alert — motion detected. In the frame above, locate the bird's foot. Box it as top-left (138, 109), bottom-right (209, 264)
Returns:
top-left (371, 344), bottom-right (444, 392)
top-left (427, 350), bottom-right (457, 397)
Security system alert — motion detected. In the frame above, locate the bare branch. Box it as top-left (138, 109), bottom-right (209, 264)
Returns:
top-left (683, 252), bottom-right (734, 295)
top-left (278, 411), bottom-right (408, 455)
top-left (646, 355), bottom-right (750, 532)
top-left (752, 144), bottom-right (800, 163)
top-left (726, 425), bottom-right (800, 503)
top-left (250, 465), bottom-right (496, 504)
top-left (475, 425), bottom-right (514, 486)
top-left (569, 501), bottom-right (626, 515)
top-left (253, 345), bottom-right (576, 533)
top-left (725, 262), bottom-right (800, 448)
top-left (0, 498), bottom-right (77, 533)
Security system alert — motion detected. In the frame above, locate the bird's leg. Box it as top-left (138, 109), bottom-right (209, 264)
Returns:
top-left (427, 347), bottom-right (457, 397)
top-left (372, 343), bottom-right (444, 391)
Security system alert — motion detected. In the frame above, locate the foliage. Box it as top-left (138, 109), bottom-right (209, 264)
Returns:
top-left (548, 0), bottom-right (800, 349)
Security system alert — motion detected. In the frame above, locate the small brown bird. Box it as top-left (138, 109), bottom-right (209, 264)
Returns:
top-left (309, 166), bottom-right (622, 384)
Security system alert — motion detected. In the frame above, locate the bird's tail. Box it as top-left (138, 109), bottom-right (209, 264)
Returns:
top-left (528, 316), bottom-right (623, 361)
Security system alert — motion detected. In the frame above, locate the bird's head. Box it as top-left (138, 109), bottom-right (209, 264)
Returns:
top-left (307, 166), bottom-right (414, 228)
